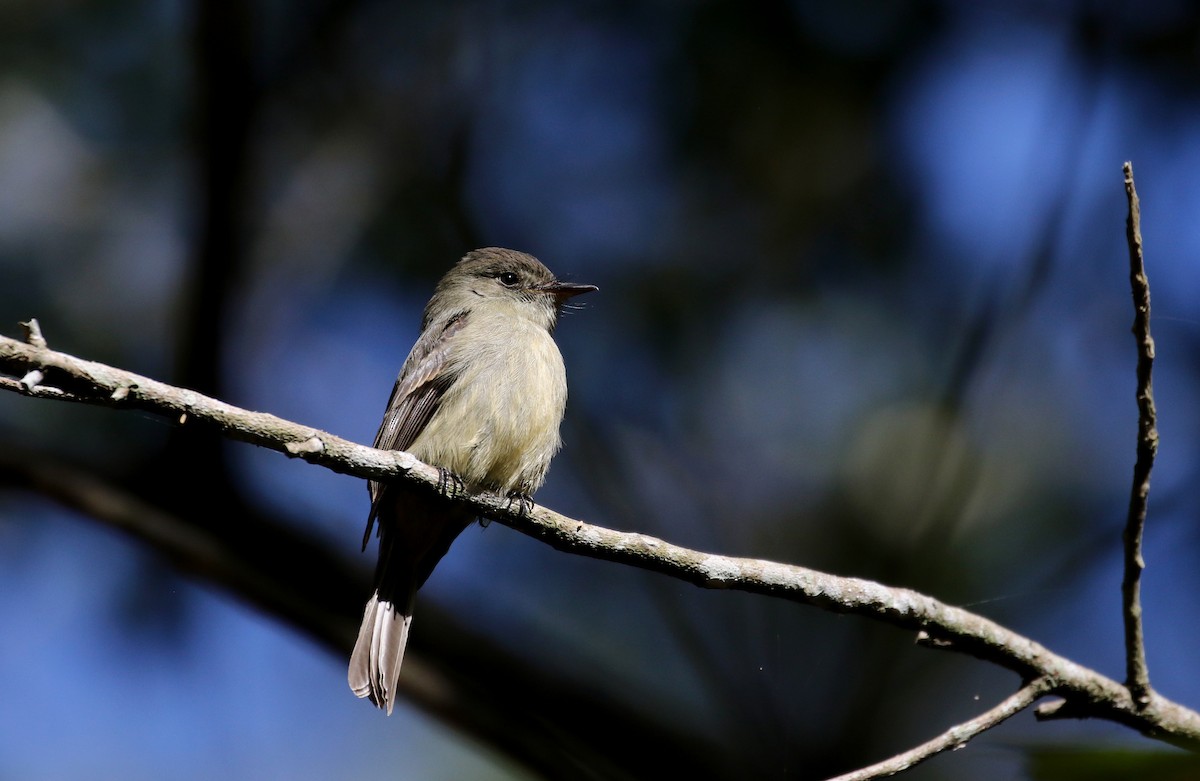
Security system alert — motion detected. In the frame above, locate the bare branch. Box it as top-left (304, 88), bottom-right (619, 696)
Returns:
top-left (2, 331), bottom-right (1200, 751)
top-left (824, 677), bottom-right (1054, 781)
top-left (19, 317), bottom-right (47, 349)
top-left (1122, 160), bottom-right (1156, 707)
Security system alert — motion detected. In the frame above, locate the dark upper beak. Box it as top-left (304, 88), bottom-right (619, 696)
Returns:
top-left (536, 281), bottom-right (599, 300)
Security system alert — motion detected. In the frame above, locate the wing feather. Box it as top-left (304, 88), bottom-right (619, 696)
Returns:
top-left (362, 311), bottom-right (467, 547)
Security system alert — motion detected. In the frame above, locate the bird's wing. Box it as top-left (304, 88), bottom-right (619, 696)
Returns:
top-left (363, 310), bottom-right (468, 546)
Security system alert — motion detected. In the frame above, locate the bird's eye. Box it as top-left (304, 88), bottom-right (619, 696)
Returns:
top-left (497, 271), bottom-right (520, 287)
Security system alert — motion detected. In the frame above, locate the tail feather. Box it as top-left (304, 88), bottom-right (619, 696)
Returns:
top-left (348, 592), bottom-right (412, 714)
top-left (350, 491), bottom-right (473, 714)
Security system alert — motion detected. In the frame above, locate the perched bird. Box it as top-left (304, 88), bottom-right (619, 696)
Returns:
top-left (349, 247), bottom-right (596, 713)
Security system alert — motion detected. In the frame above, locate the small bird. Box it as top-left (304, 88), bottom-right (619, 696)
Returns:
top-left (348, 247), bottom-right (596, 713)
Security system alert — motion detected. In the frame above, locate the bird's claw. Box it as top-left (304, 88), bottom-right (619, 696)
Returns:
top-left (504, 491), bottom-right (534, 518)
top-left (437, 467), bottom-right (465, 499)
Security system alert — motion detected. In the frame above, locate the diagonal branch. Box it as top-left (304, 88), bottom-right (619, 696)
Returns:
top-left (1122, 161), bottom-right (1156, 707)
top-left (0, 446), bottom-right (725, 781)
top-left (824, 677), bottom-right (1054, 781)
top-left (1, 328), bottom-right (1199, 752)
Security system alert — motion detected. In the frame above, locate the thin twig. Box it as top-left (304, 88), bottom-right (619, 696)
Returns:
top-left (1, 332), bottom-right (1199, 749)
top-left (19, 318), bottom-right (47, 348)
top-left (824, 677), bottom-right (1054, 781)
top-left (1122, 161), bottom-right (1156, 707)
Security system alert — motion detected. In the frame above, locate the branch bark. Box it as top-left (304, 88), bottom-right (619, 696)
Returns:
top-left (1, 328), bottom-right (1199, 755)
top-left (1122, 160), bottom-right (1155, 707)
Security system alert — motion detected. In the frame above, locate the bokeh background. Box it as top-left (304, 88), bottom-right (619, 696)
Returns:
top-left (2, 1), bottom-right (1200, 779)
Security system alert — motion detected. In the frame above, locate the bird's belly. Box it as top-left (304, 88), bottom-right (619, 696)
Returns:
top-left (411, 327), bottom-right (567, 494)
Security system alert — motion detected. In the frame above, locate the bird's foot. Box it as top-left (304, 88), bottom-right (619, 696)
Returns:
top-left (437, 467), bottom-right (465, 500)
top-left (504, 491), bottom-right (535, 518)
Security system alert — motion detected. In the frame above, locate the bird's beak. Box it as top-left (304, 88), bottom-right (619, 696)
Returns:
top-left (535, 281), bottom-right (599, 301)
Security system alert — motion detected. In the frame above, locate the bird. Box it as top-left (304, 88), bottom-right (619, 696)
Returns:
top-left (348, 247), bottom-right (596, 713)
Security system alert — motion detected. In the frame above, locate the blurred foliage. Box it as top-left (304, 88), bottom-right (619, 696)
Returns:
top-left (1027, 746), bottom-right (1200, 781)
top-left (3, 1), bottom-right (1200, 780)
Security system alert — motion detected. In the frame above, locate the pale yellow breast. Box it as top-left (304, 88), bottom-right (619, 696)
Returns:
top-left (410, 310), bottom-right (568, 494)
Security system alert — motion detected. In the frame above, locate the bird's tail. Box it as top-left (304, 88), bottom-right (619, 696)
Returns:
top-left (348, 590), bottom-right (414, 714)
top-left (349, 490), bottom-right (473, 714)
